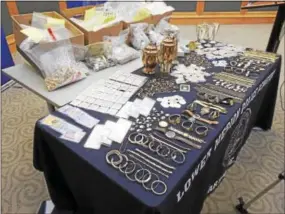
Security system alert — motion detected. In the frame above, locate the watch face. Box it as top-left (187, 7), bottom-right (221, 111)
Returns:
top-left (166, 131), bottom-right (176, 139)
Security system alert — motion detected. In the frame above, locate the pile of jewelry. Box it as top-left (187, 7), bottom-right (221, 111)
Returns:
top-left (171, 64), bottom-right (211, 84)
top-left (85, 55), bottom-right (116, 72)
top-left (183, 51), bottom-right (212, 68)
top-left (195, 42), bottom-right (245, 60)
top-left (106, 149), bottom-right (168, 195)
top-left (130, 108), bottom-right (168, 132)
top-left (213, 72), bottom-right (255, 91)
top-left (136, 76), bottom-right (179, 99)
top-left (156, 95), bottom-right (186, 108)
top-left (195, 85), bottom-right (243, 103)
top-left (223, 56), bottom-right (270, 78)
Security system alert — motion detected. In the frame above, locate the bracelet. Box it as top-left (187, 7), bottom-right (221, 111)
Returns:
top-left (195, 126), bottom-right (209, 136)
top-left (127, 150), bottom-right (173, 174)
top-left (106, 150), bottom-right (123, 166)
top-left (168, 114), bottom-right (181, 125)
top-left (126, 163), bottom-right (142, 182)
top-left (171, 150), bottom-right (186, 164)
top-left (123, 160), bottom-right (136, 175)
top-left (135, 168), bottom-right (152, 184)
top-left (181, 120), bottom-right (194, 131)
top-left (135, 148), bottom-right (176, 170)
top-left (112, 154), bottom-right (128, 169)
top-left (151, 180), bottom-right (167, 196)
top-left (148, 140), bottom-right (161, 152)
top-left (169, 126), bottom-right (206, 144)
top-left (129, 154), bottom-right (169, 178)
top-left (143, 173), bottom-right (160, 190)
top-left (152, 132), bottom-right (191, 152)
top-left (156, 144), bottom-right (171, 158)
top-left (150, 133), bottom-right (188, 153)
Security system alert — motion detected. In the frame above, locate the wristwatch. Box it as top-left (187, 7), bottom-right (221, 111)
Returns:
top-left (155, 127), bottom-right (201, 149)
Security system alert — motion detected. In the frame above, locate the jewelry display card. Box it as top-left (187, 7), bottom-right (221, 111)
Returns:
top-left (41, 115), bottom-right (86, 143)
top-left (71, 78), bottom-right (141, 116)
top-left (58, 105), bottom-right (100, 129)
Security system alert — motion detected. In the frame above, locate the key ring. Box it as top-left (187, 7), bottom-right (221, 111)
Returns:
top-left (171, 150), bottom-right (186, 164)
top-left (151, 180), bottom-right (168, 196)
top-left (156, 144), bottom-right (171, 158)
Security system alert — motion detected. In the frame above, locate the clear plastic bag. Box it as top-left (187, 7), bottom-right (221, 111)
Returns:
top-left (130, 23), bottom-right (150, 50)
top-left (85, 55), bottom-right (115, 72)
top-left (103, 30), bottom-right (140, 64)
top-left (38, 40), bottom-right (87, 91)
top-left (72, 44), bottom-right (88, 61)
top-left (111, 44), bottom-right (140, 64)
top-left (155, 17), bottom-right (179, 39)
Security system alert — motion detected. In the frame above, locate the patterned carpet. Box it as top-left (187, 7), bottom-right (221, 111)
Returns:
top-left (1, 24), bottom-right (284, 214)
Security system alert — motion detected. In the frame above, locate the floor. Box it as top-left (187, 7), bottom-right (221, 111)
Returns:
top-left (1, 24), bottom-right (284, 214)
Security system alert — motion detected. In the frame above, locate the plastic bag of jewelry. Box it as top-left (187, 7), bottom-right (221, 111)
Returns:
top-left (104, 29), bottom-right (140, 64)
top-left (111, 44), bottom-right (140, 64)
top-left (72, 44), bottom-right (88, 61)
top-left (85, 55), bottom-right (116, 72)
top-left (84, 42), bottom-right (115, 72)
top-left (39, 40), bottom-right (88, 91)
top-left (155, 17), bottom-right (179, 39)
top-left (130, 23), bottom-right (150, 50)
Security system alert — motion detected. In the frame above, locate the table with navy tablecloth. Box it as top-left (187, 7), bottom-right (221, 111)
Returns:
top-left (33, 49), bottom-right (282, 214)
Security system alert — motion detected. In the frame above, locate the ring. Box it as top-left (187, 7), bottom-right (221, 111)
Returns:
top-left (171, 150), bottom-right (186, 164)
top-left (168, 114), bottom-right (181, 125)
top-left (156, 144), bottom-right (171, 157)
top-left (106, 150), bottom-right (123, 166)
top-left (123, 160), bottom-right (136, 175)
top-left (195, 126), bottom-right (209, 136)
top-left (126, 163), bottom-right (142, 182)
top-left (143, 173), bottom-right (159, 191)
top-left (151, 180), bottom-right (167, 195)
top-left (181, 120), bottom-right (194, 131)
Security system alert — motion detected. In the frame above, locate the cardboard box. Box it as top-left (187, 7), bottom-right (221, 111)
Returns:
top-left (12, 11), bottom-right (84, 46)
top-left (151, 11), bottom-right (173, 25)
top-left (61, 6), bottom-right (123, 45)
top-left (122, 16), bottom-right (152, 29)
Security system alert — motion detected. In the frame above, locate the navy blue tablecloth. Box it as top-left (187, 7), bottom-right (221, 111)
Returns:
top-left (33, 55), bottom-right (282, 214)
